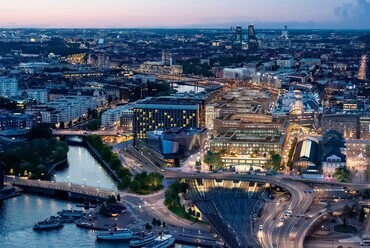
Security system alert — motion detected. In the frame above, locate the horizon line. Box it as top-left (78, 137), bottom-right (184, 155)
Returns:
top-left (0, 27), bottom-right (370, 31)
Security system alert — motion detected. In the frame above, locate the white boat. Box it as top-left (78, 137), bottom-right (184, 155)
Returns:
top-left (130, 232), bottom-right (156, 247)
top-left (143, 234), bottom-right (175, 248)
top-left (96, 228), bottom-right (133, 240)
top-left (33, 219), bottom-right (63, 230)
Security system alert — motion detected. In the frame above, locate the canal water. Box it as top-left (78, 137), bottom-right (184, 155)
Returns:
top-left (0, 145), bottom-right (190, 248)
top-left (0, 194), bottom-right (125, 248)
top-left (0, 145), bottom-right (124, 248)
top-left (54, 145), bottom-right (118, 190)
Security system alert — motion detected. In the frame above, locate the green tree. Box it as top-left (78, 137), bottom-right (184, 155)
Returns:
top-left (266, 152), bottom-right (282, 171)
top-left (364, 164), bottom-right (370, 181)
top-left (152, 218), bottom-right (157, 227)
top-left (366, 145), bottom-right (370, 157)
top-left (117, 175), bottom-right (131, 189)
top-left (101, 146), bottom-right (112, 161)
top-left (333, 166), bottom-right (351, 183)
top-left (204, 151), bottom-right (224, 169)
top-left (109, 154), bottom-right (121, 170)
top-left (106, 195), bottom-right (117, 205)
top-left (129, 180), bottom-right (141, 192)
top-left (59, 122), bottom-right (65, 129)
top-left (99, 203), bottom-right (108, 215)
top-left (145, 223), bottom-right (152, 230)
top-left (28, 123), bottom-right (53, 140)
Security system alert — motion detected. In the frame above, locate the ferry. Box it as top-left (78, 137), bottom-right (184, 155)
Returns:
top-left (143, 234), bottom-right (175, 248)
top-left (33, 219), bottom-right (63, 231)
top-left (96, 228), bottom-right (133, 240)
top-left (130, 232), bottom-right (156, 247)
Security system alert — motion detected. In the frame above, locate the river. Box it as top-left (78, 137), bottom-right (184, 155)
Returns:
top-left (0, 145), bottom-right (122, 248)
top-left (54, 145), bottom-right (117, 190)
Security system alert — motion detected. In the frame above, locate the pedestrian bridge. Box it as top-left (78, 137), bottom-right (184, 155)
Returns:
top-left (12, 178), bottom-right (114, 202)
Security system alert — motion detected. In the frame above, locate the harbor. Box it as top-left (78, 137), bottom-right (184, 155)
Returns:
top-left (0, 144), bottom-right (220, 247)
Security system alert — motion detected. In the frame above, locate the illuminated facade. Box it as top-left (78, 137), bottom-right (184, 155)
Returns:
top-left (210, 131), bottom-right (285, 155)
top-left (360, 116), bottom-right (370, 140)
top-left (133, 98), bottom-right (205, 138)
top-left (322, 114), bottom-right (359, 139)
top-left (321, 131), bottom-right (346, 178)
top-left (272, 88), bottom-right (321, 126)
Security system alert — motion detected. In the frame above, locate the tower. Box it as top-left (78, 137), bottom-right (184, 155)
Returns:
top-left (282, 26), bottom-right (289, 39)
top-left (162, 49), bottom-right (172, 66)
top-left (234, 26), bottom-right (242, 45)
top-left (248, 25), bottom-right (258, 51)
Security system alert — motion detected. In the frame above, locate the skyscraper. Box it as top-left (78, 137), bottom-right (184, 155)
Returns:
top-left (248, 25), bottom-right (258, 51)
top-left (234, 26), bottom-right (242, 45)
top-left (282, 25), bottom-right (289, 39)
top-left (162, 49), bottom-right (173, 66)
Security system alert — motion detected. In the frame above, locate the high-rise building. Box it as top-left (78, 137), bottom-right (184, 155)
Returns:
top-left (162, 49), bottom-right (173, 66)
top-left (133, 97), bottom-right (205, 138)
top-left (282, 26), bottom-right (288, 39)
top-left (0, 77), bottom-right (18, 98)
top-left (248, 25), bottom-right (258, 51)
top-left (234, 26), bottom-right (242, 45)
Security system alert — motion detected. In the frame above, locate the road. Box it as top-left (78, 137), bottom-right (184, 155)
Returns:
top-left (257, 180), bottom-right (314, 248)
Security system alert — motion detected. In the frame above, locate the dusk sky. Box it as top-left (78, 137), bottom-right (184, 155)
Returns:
top-left (1, 0), bottom-right (370, 29)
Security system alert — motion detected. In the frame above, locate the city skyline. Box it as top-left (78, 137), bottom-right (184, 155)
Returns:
top-left (1, 0), bottom-right (370, 29)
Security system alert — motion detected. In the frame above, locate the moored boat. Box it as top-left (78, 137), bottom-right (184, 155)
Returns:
top-left (33, 219), bottom-right (63, 231)
top-left (96, 228), bottom-right (133, 240)
top-left (143, 234), bottom-right (175, 248)
top-left (130, 232), bottom-right (156, 247)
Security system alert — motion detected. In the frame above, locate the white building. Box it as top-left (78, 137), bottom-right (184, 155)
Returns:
top-left (46, 96), bottom-right (96, 123)
top-left (101, 104), bottom-right (134, 127)
top-left (205, 104), bottom-right (216, 130)
top-left (277, 57), bottom-right (294, 68)
top-left (0, 77), bottom-right (18, 98)
top-left (21, 89), bottom-right (48, 103)
top-left (223, 68), bottom-right (249, 79)
top-left (132, 74), bottom-right (156, 84)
